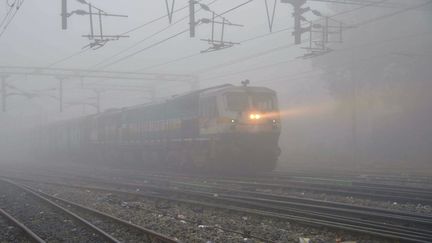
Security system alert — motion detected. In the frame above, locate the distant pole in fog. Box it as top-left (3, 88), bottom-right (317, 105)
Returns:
top-left (351, 75), bottom-right (358, 170)
top-left (1, 76), bottom-right (7, 112)
top-left (61, 0), bottom-right (68, 30)
top-left (58, 78), bottom-right (64, 112)
top-left (281, 0), bottom-right (309, 45)
top-left (189, 0), bottom-right (196, 38)
top-left (95, 90), bottom-right (101, 114)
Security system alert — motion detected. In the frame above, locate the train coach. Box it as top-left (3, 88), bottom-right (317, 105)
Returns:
top-left (40, 83), bottom-right (281, 172)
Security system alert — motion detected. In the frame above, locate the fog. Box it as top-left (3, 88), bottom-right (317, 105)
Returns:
top-left (1, 0), bottom-right (431, 174)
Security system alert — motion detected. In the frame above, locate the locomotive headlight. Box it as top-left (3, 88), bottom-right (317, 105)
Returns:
top-left (230, 119), bottom-right (237, 130)
top-left (249, 113), bottom-right (261, 120)
top-left (271, 119), bottom-right (279, 129)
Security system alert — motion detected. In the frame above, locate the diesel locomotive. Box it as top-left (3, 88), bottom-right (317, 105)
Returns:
top-left (41, 83), bottom-right (281, 171)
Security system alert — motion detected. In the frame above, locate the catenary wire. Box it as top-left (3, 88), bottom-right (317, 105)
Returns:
top-left (46, 0), bottom-right (212, 69)
top-left (208, 30), bottom-right (432, 85)
top-left (90, 0), bottom-right (220, 70)
top-left (196, 0), bottom-right (431, 78)
top-left (135, 0), bottom-right (390, 72)
top-left (0, 0), bottom-right (24, 39)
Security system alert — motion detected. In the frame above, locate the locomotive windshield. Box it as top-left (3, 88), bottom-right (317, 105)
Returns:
top-left (226, 92), bottom-right (249, 111)
top-left (226, 92), bottom-right (276, 112)
top-left (252, 93), bottom-right (275, 111)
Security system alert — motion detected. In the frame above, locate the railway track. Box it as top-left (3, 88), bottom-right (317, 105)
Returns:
top-left (64, 176), bottom-right (432, 225)
top-left (121, 171), bottom-right (432, 205)
top-left (267, 170), bottom-right (432, 185)
top-left (12, 175), bottom-right (432, 243)
top-left (44, 173), bottom-right (432, 223)
top-left (14, 166), bottom-right (432, 205)
top-left (6, 165), bottom-right (432, 204)
top-left (0, 178), bottom-right (177, 243)
top-left (1, 176), bottom-right (281, 242)
top-left (0, 207), bottom-right (45, 243)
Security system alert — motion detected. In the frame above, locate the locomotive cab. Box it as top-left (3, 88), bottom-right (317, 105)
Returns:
top-left (199, 85), bottom-right (281, 171)
top-left (223, 87), bottom-right (280, 131)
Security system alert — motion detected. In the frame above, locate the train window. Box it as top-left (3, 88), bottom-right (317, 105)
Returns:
top-left (252, 93), bottom-right (275, 111)
top-left (208, 97), bottom-right (218, 118)
top-left (226, 92), bottom-right (249, 111)
top-left (171, 95), bottom-right (198, 118)
top-left (200, 97), bottom-right (218, 118)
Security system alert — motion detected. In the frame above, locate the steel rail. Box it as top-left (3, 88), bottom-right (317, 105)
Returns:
top-left (265, 171), bottom-right (432, 185)
top-left (138, 173), bottom-right (432, 204)
top-left (16, 178), bottom-right (432, 243)
top-left (215, 195), bottom-right (432, 238)
top-left (21, 184), bottom-right (179, 243)
top-left (147, 172), bottom-right (432, 196)
top-left (63, 184), bottom-right (432, 243)
top-left (156, 180), bottom-right (432, 221)
top-left (20, 183), bottom-right (278, 243)
top-left (10, 174), bottom-right (432, 223)
top-left (116, 182), bottom-right (432, 233)
top-left (79, 171), bottom-right (432, 204)
top-left (0, 207), bottom-right (46, 243)
top-left (240, 174), bottom-right (432, 195)
top-left (0, 178), bottom-right (121, 243)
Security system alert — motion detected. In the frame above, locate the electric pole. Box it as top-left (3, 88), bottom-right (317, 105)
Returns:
top-left (352, 73), bottom-right (358, 171)
top-left (58, 78), bottom-right (64, 112)
top-left (189, 0), bottom-right (196, 37)
top-left (95, 89), bottom-right (101, 114)
top-left (1, 76), bottom-right (7, 112)
top-left (61, 0), bottom-right (68, 29)
top-left (293, 0), bottom-right (307, 44)
top-left (281, 0), bottom-right (310, 45)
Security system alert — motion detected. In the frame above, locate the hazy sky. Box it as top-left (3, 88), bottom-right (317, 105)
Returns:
top-left (0, 0), bottom-right (430, 120)
top-left (1, 0), bottom-right (432, 170)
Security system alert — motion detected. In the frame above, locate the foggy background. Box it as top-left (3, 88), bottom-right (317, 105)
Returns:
top-left (1, 0), bottom-right (431, 173)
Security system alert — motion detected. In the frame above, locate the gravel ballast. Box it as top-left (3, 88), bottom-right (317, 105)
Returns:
top-left (30, 181), bottom-right (393, 243)
top-left (0, 180), bottom-right (110, 243)
top-left (0, 215), bottom-right (33, 243)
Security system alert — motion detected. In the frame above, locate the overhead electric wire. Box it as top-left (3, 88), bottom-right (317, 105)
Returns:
top-left (89, 0), bottom-right (270, 71)
top-left (327, 0), bottom-right (389, 18)
top-left (195, 0), bottom-right (395, 75)
top-left (138, 53), bottom-right (202, 71)
top-left (197, 0), bottom-right (431, 79)
top-left (44, 1), bottom-right (195, 69)
top-left (97, 28), bottom-right (191, 70)
top-left (137, 26), bottom-right (294, 72)
top-left (240, 27), bottom-right (293, 43)
top-left (218, 0), bottom-right (255, 16)
top-left (308, 0), bottom-right (392, 7)
top-left (196, 42), bottom-right (298, 75)
top-left (46, 0), bottom-right (213, 70)
top-left (136, 0), bottom-right (286, 72)
top-left (136, 0), bottom-right (389, 72)
top-left (92, 0), bottom-right (253, 70)
top-left (90, 15), bottom-right (192, 69)
top-left (90, 0), bottom-right (219, 70)
top-left (46, 47), bottom-right (91, 68)
top-left (0, 2), bottom-right (15, 28)
top-left (120, 0), bottom-right (205, 36)
top-left (206, 30), bottom-right (432, 84)
top-left (203, 30), bottom-right (432, 82)
top-left (0, 0), bottom-right (24, 39)
top-left (355, 0), bottom-right (432, 26)
top-left (255, 48), bottom-right (417, 87)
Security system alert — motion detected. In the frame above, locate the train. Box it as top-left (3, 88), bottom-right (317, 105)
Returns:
top-left (39, 83), bottom-right (281, 172)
